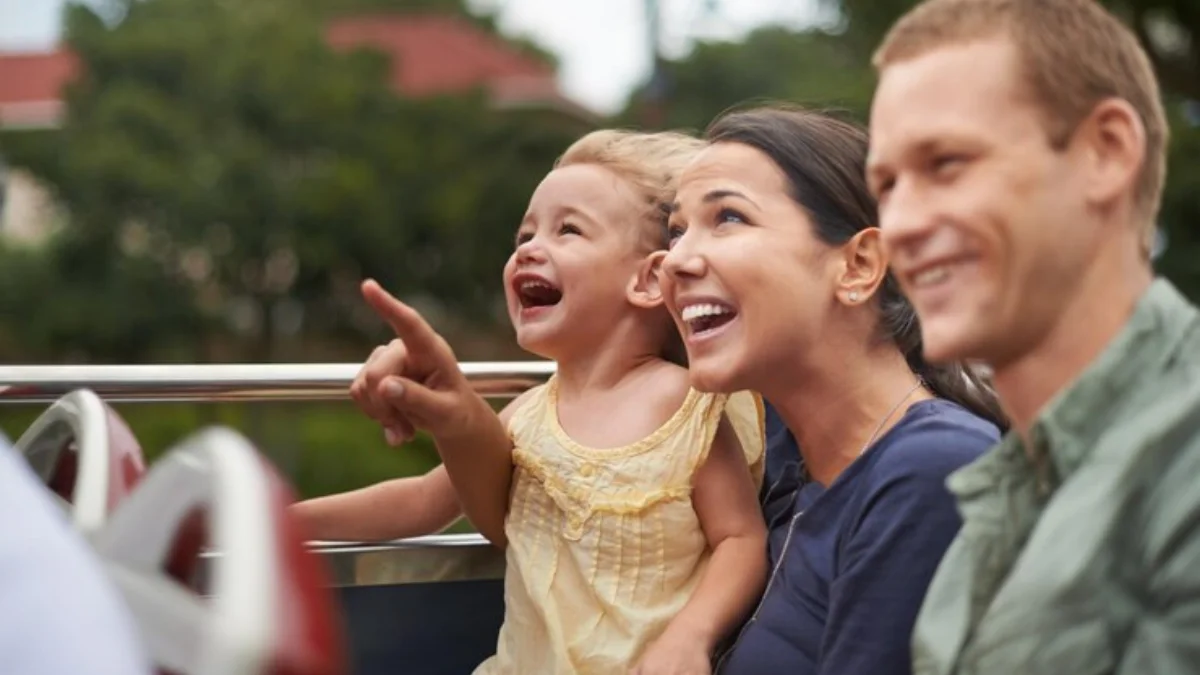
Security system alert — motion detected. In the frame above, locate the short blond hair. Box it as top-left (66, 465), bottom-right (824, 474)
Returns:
top-left (556, 129), bottom-right (704, 250)
top-left (874, 0), bottom-right (1168, 253)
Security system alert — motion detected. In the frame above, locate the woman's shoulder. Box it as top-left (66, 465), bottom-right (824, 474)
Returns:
top-left (868, 398), bottom-right (1002, 485)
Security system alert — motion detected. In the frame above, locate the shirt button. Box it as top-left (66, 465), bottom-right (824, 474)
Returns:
top-left (564, 517), bottom-right (584, 540)
top-left (579, 463), bottom-right (595, 478)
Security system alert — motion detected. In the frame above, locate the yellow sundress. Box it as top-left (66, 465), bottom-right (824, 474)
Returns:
top-left (474, 378), bottom-right (765, 674)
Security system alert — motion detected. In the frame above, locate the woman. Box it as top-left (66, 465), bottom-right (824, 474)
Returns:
top-left (660, 105), bottom-right (1004, 674)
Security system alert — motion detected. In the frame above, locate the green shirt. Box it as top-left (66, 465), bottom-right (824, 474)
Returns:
top-left (912, 279), bottom-right (1200, 675)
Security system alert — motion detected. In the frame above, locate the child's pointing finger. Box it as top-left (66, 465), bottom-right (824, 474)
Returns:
top-left (361, 279), bottom-right (447, 359)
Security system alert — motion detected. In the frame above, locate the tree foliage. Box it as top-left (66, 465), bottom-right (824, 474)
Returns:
top-left (621, 26), bottom-right (874, 132)
top-left (0, 0), bottom-right (576, 363)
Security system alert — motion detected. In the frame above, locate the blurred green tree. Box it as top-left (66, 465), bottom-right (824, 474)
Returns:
top-left (0, 236), bottom-right (204, 362)
top-left (620, 26), bottom-right (875, 132)
top-left (0, 0), bottom-right (579, 365)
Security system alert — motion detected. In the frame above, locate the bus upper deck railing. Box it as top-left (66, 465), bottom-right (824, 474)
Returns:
top-left (0, 361), bottom-right (556, 404)
top-left (0, 362), bottom-right (538, 589)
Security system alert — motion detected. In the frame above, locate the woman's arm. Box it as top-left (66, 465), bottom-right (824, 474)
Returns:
top-left (290, 464), bottom-right (460, 542)
top-left (634, 415), bottom-right (768, 673)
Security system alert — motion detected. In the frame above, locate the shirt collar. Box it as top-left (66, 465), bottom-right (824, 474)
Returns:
top-left (950, 279), bottom-right (1198, 496)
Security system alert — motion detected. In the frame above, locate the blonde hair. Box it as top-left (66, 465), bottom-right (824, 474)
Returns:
top-left (556, 129), bottom-right (705, 250)
top-left (874, 0), bottom-right (1168, 255)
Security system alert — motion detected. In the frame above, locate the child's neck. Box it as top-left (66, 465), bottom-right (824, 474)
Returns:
top-left (553, 337), bottom-right (665, 400)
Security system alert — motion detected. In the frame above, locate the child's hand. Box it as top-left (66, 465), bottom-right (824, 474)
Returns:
top-left (349, 279), bottom-right (486, 445)
top-left (630, 627), bottom-right (713, 675)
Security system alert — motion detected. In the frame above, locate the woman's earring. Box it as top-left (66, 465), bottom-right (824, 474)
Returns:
top-left (848, 291), bottom-right (860, 303)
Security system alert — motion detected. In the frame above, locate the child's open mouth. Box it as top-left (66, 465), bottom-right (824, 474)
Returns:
top-left (680, 302), bottom-right (736, 336)
top-left (514, 275), bottom-right (563, 310)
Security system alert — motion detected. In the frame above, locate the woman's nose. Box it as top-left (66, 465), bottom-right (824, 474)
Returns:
top-left (662, 237), bottom-right (704, 279)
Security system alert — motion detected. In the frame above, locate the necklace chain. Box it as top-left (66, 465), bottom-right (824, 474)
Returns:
top-left (714, 378), bottom-right (925, 672)
top-left (858, 379), bottom-right (925, 457)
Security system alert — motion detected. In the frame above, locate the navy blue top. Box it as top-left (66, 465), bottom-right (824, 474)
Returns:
top-left (718, 399), bottom-right (1000, 675)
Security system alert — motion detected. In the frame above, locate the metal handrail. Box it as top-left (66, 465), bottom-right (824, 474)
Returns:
top-left (0, 361), bottom-right (556, 404)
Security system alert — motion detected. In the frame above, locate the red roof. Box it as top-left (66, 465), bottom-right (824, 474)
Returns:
top-left (0, 50), bottom-right (78, 104)
top-left (0, 50), bottom-right (78, 127)
top-left (0, 14), bottom-right (587, 128)
top-left (326, 14), bottom-right (555, 97)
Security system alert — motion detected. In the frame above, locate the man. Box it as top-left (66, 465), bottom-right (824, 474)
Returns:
top-left (0, 437), bottom-right (150, 674)
top-left (867, 0), bottom-right (1200, 672)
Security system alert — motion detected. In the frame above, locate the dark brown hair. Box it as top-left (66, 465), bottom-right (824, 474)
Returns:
top-left (707, 105), bottom-right (1008, 429)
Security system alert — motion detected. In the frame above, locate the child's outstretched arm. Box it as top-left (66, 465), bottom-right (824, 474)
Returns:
top-left (633, 415), bottom-right (768, 675)
top-left (290, 464), bottom-right (461, 542)
top-left (352, 280), bottom-right (519, 547)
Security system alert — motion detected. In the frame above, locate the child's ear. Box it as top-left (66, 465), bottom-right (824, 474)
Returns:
top-left (626, 251), bottom-right (667, 309)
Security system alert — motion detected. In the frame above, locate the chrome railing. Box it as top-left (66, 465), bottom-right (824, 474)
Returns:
top-left (301, 534), bottom-right (507, 587)
top-left (0, 362), bottom-right (544, 588)
top-left (0, 361), bottom-right (556, 403)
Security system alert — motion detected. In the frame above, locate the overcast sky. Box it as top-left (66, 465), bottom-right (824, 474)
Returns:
top-left (0, 0), bottom-right (825, 114)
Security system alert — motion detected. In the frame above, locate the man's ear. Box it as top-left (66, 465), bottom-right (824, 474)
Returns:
top-left (1075, 97), bottom-right (1146, 215)
top-left (627, 250), bottom-right (667, 309)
